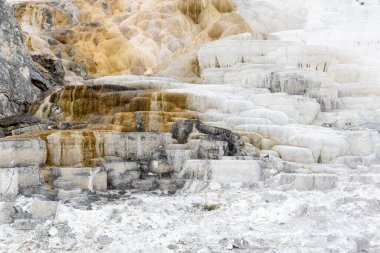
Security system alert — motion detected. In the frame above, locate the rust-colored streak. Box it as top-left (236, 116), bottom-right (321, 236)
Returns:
top-left (31, 84), bottom-right (198, 133)
top-left (81, 131), bottom-right (98, 167)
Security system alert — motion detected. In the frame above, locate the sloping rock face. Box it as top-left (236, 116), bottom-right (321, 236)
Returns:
top-left (9, 0), bottom-right (255, 78)
top-left (0, 0), bottom-right (56, 118)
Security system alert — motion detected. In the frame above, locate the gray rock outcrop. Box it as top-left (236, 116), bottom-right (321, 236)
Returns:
top-left (0, 0), bottom-right (58, 118)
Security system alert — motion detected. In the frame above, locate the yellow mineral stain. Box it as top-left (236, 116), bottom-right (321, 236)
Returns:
top-left (44, 130), bottom-right (110, 167)
top-left (30, 85), bottom-right (198, 134)
top-left (6, 130), bottom-right (57, 141)
top-left (12, 0), bottom-right (257, 77)
top-left (211, 0), bottom-right (235, 13)
top-left (178, 0), bottom-right (209, 24)
top-left (81, 131), bottom-right (98, 167)
top-left (14, 3), bottom-right (70, 32)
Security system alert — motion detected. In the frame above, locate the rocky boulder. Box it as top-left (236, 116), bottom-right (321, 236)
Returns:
top-left (171, 120), bottom-right (259, 157)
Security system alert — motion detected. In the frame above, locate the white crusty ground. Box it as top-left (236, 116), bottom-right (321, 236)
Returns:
top-left (1, 173), bottom-right (380, 253)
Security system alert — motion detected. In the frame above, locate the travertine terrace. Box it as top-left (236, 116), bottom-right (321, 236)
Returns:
top-left (1, 0), bottom-right (380, 252)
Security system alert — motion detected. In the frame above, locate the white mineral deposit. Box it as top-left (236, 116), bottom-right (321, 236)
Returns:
top-left (0, 0), bottom-right (379, 252)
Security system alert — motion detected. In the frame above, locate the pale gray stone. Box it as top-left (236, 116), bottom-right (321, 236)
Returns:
top-left (97, 235), bottom-right (113, 245)
top-left (0, 138), bottom-right (47, 168)
top-left (0, 202), bottom-right (15, 224)
top-left (0, 0), bottom-right (56, 118)
top-left (13, 219), bottom-right (37, 230)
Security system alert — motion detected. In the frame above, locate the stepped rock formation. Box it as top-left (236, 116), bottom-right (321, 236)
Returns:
top-left (1, 0), bottom-right (380, 252)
